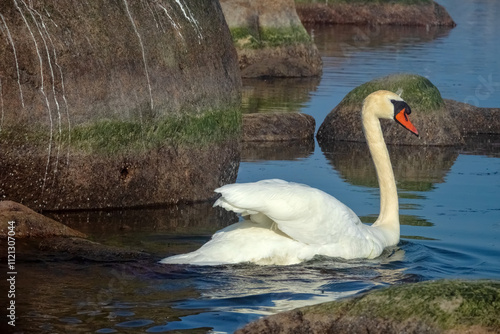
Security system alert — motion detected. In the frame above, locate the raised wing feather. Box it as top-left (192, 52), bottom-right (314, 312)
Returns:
top-left (214, 179), bottom-right (364, 246)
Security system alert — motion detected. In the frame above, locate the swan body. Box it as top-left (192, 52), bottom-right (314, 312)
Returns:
top-left (161, 90), bottom-right (418, 266)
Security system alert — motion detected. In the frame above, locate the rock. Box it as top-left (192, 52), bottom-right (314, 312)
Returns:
top-left (446, 99), bottom-right (500, 135)
top-left (37, 237), bottom-right (149, 262)
top-left (236, 280), bottom-right (500, 334)
top-left (242, 113), bottom-right (315, 142)
top-left (296, 0), bottom-right (456, 27)
top-left (0, 1), bottom-right (241, 210)
top-left (0, 201), bottom-right (85, 238)
top-left (220, 0), bottom-right (322, 77)
top-left (317, 74), bottom-right (464, 146)
top-left (1, 140), bottom-right (240, 210)
top-left (0, 201), bottom-right (149, 261)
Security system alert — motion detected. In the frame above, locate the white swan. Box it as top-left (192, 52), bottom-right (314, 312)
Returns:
top-left (161, 90), bottom-right (419, 265)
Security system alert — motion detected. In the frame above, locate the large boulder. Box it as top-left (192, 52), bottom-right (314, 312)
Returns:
top-left (0, 1), bottom-right (241, 210)
top-left (317, 74), bottom-right (464, 146)
top-left (220, 0), bottom-right (322, 77)
top-left (296, 0), bottom-right (456, 26)
top-left (236, 280), bottom-right (500, 334)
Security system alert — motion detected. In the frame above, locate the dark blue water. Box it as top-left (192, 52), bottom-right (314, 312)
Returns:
top-left (16, 1), bottom-right (500, 333)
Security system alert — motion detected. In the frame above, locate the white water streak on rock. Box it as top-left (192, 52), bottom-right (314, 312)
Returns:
top-left (123, 0), bottom-right (154, 112)
top-left (28, 6), bottom-right (62, 136)
top-left (29, 5), bottom-right (71, 171)
top-left (15, 0), bottom-right (53, 194)
top-left (144, 0), bottom-right (165, 33)
top-left (0, 13), bottom-right (25, 108)
top-left (174, 0), bottom-right (203, 42)
top-left (0, 78), bottom-right (4, 132)
top-left (157, 3), bottom-right (184, 40)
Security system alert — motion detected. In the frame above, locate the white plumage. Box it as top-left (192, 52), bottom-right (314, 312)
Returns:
top-left (160, 90), bottom-right (419, 266)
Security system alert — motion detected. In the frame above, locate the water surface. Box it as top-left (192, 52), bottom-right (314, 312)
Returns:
top-left (10, 1), bottom-right (500, 333)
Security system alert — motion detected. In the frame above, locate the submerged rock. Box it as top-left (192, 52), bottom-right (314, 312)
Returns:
top-left (317, 74), bottom-right (464, 146)
top-left (296, 0), bottom-right (456, 27)
top-left (242, 113), bottom-right (315, 142)
top-left (0, 200), bottom-right (149, 261)
top-left (220, 0), bottom-right (322, 77)
top-left (37, 237), bottom-right (149, 262)
top-left (236, 280), bottom-right (500, 334)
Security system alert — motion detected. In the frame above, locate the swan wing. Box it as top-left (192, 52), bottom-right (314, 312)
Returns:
top-left (214, 179), bottom-right (364, 246)
top-left (160, 221), bottom-right (308, 265)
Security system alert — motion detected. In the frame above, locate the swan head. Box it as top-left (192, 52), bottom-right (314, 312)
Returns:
top-left (363, 90), bottom-right (419, 136)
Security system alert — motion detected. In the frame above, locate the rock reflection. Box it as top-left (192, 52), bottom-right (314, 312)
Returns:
top-left (241, 140), bottom-right (315, 162)
top-left (50, 203), bottom-right (233, 234)
top-left (241, 77), bottom-right (321, 114)
top-left (360, 214), bottom-right (433, 228)
top-left (320, 141), bottom-right (459, 192)
top-left (308, 24), bottom-right (452, 59)
top-left (461, 134), bottom-right (500, 158)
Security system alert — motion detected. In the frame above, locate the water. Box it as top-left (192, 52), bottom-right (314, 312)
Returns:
top-left (9, 1), bottom-right (500, 333)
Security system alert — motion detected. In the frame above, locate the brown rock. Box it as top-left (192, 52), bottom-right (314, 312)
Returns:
top-left (296, 1), bottom-right (456, 27)
top-left (317, 102), bottom-right (463, 146)
top-left (242, 113), bottom-right (315, 142)
top-left (220, 0), bottom-right (322, 77)
top-left (1, 141), bottom-right (239, 211)
top-left (0, 201), bottom-right (85, 238)
top-left (0, 1), bottom-right (241, 210)
top-left (446, 99), bottom-right (500, 135)
top-left (316, 74), bottom-right (464, 146)
top-left (236, 280), bottom-right (500, 334)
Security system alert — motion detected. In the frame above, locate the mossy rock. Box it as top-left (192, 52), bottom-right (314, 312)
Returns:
top-left (60, 109), bottom-right (241, 154)
top-left (237, 280), bottom-right (500, 333)
top-left (317, 74), bottom-right (463, 146)
top-left (340, 74), bottom-right (445, 114)
top-left (220, 0), bottom-right (322, 77)
top-left (230, 26), bottom-right (312, 49)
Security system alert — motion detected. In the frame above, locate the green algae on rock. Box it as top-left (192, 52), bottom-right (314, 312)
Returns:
top-left (341, 74), bottom-right (445, 114)
top-left (61, 109), bottom-right (241, 154)
top-left (317, 74), bottom-right (463, 146)
top-left (230, 25), bottom-right (312, 49)
top-left (236, 280), bottom-right (500, 334)
top-left (220, 0), bottom-right (322, 77)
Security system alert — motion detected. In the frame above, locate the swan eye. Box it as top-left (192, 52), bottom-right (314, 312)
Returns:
top-left (390, 99), bottom-right (411, 117)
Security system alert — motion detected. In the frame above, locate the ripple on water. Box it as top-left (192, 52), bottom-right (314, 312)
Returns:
top-left (115, 319), bottom-right (155, 328)
top-left (58, 317), bottom-right (82, 324)
top-left (96, 328), bottom-right (118, 334)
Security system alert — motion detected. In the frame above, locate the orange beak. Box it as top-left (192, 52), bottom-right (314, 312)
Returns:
top-left (395, 108), bottom-right (419, 136)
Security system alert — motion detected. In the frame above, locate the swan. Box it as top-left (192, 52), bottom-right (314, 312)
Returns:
top-left (161, 90), bottom-right (419, 265)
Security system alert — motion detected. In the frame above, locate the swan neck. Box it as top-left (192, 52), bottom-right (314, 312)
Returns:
top-left (362, 109), bottom-right (399, 227)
